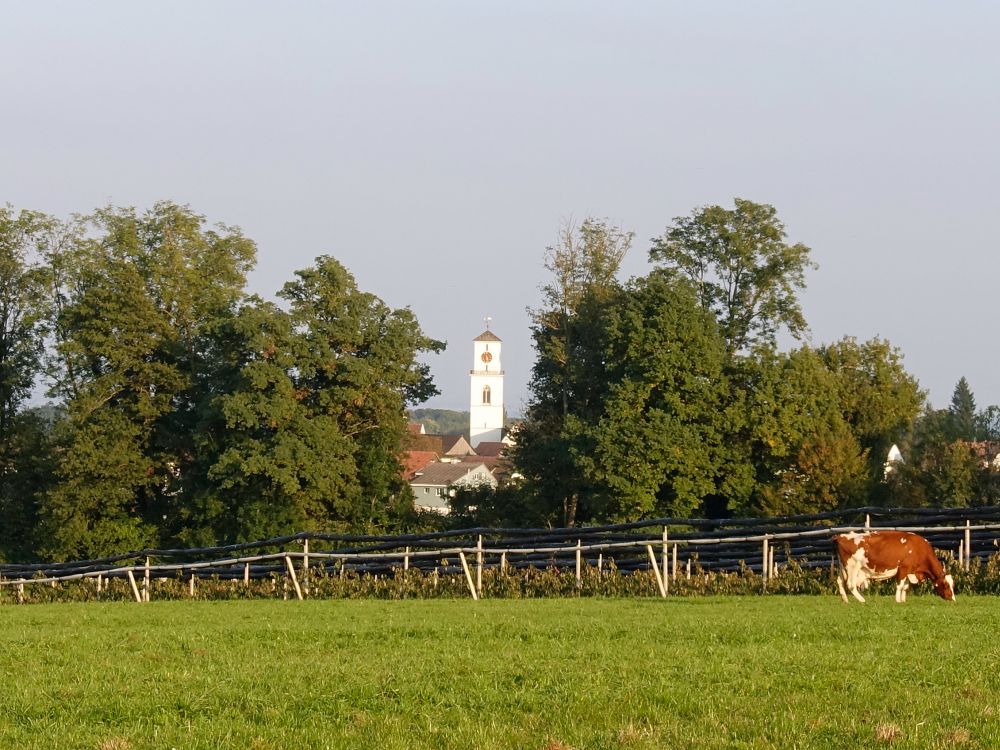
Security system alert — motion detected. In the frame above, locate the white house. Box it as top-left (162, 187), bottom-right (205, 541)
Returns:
top-left (410, 461), bottom-right (497, 514)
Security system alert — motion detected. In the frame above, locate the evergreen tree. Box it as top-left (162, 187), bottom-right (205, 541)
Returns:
top-left (948, 377), bottom-right (977, 442)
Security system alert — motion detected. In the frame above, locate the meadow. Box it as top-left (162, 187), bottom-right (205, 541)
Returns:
top-left (1, 595), bottom-right (998, 750)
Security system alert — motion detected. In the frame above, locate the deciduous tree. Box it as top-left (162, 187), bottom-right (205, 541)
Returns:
top-left (649, 198), bottom-right (815, 357)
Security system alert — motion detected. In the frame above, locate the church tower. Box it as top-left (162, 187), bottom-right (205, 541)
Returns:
top-left (469, 320), bottom-right (504, 448)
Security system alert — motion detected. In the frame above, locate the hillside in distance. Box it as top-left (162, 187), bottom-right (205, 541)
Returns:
top-left (408, 408), bottom-right (469, 436)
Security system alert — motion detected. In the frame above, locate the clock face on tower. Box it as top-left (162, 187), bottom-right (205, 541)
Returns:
top-left (480, 351), bottom-right (493, 364)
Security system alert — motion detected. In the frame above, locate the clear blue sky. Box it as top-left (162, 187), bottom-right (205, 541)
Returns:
top-left (4, 2), bottom-right (998, 414)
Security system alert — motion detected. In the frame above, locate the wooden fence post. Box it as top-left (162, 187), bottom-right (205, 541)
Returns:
top-left (661, 529), bottom-right (669, 595)
top-left (126, 570), bottom-right (142, 603)
top-left (646, 545), bottom-right (667, 598)
top-left (189, 572), bottom-right (196, 597)
top-left (575, 540), bottom-right (582, 588)
top-left (458, 551), bottom-right (478, 601)
top-left (769, 546), bottom-right (776, 579)
top-left (965, 520), bottom-right (972, 571)
top-left (284, 555), bottom-right (304, 600)
top-left (672, 544), bottom-right (678, 582)
top-left (404, 546), bottom-right (410, 573)
top-left (303, 538), bottom-right (310, 596)
top-left (762, 536), bottom-right (770, 587)
top-left (244, 563), bottom-right (250, 588)
top-left (597, 553), bottom-right (603, 575)
top-left (143, 556), bottom-right (150, 602)
top-left (865, 514), bottom-right (871, 529)
top-left (476, 535), bottom-right (483, 597)
top-left (500, 550), bottom-right (507, 574)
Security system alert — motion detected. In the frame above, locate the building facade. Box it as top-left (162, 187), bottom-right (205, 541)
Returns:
top-left (469, 327), bottom-right (504, 448)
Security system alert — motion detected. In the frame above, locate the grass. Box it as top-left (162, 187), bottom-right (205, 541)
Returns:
top-left (1, 595), bottom-right (999, 749)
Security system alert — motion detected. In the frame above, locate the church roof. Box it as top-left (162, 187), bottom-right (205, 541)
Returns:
top-left (474, 330), bottom-right (502, 342)
top-left (472, 441), bottom-right (506, 457)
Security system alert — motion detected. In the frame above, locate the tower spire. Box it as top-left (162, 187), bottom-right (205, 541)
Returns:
top-left (470, 319), bottom-right (504, 448)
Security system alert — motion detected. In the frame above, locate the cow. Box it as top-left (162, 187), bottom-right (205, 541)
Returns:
top-left (832, 530), bottom-right (955, 603)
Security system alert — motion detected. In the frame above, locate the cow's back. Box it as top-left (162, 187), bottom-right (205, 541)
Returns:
top-left (833, 534), bottom-right (861, 565)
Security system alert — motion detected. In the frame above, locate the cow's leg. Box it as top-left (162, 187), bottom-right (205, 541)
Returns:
top-left (836, 569), bottom-right (850, 603)
top-left (895, 578), bottom-right (909, 603)
top-left (845, 559), bottom-right (867, 602)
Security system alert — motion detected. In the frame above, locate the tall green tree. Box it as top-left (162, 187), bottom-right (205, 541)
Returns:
top-left (977, 405), bottom-right (1000, 442)
top-left (0, 208), bottom-right (52, 560)
top-left (579, 271), bottom-right (738, 520)
top-left (185, 256), bottom-right (444, 543)
top-left (948, 377), bottom-right (977, 442)
top-left (0, 207), bottom-right (48, 436)
top-left (278, 256), bottom-right (443, 528)
top-left (741, 347), bottom-right (867, 516)
top-left (649, 198), bottom-right (815, 357)
top-left (38, 203), bottom-right (256, 559)
top-left (816, 336), bottom-right (925, 492)
top-left (516, 218), bottom-right (632, 526)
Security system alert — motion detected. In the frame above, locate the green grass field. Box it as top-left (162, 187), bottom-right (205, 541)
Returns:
top-left (1, 595), bottom-right (998, 750)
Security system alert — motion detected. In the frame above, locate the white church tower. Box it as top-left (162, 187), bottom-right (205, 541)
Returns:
top-left (469, 320), bottom-right (504, 448)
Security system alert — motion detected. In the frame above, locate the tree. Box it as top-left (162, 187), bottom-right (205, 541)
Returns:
top-left (183, 299), bottom-right (363, 542)
top-left (38, 203), bottom-right (257, 558)
top-left (517, 218), bottom-right (632, 526)
top-left (948, 377), bottom-right (977, 442)
top-left (579, 272), bottom-right (737, 520)
top-left (0, 208), bottom-right (52, 560)
top-left (649, 198), bottom-right (815, 357)
top-left (184, 256), bottom-right (444, 543)
top-left (0, 207), bottom-right (48, 438)
top-left (516, 269), bottom-right (745, 523)
top-left (278, 255), bottom-right (443, 527)
top-left (977, 405), bottom-right (1000, 442)
top-left (741, 347), bottom-right (867, 516)
top-left (816, 337), bottom-right (925, 491)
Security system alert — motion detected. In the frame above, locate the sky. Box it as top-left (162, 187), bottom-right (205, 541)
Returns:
top-left (4, 2), bottom-right (999, 415)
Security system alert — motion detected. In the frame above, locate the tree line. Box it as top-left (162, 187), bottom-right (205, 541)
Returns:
top-left (2, 198), bottom-right (996, 562)
top-left (454, 200), bottom-right (1000, 527)
top-left (0, 202), bottom-right (442, 562)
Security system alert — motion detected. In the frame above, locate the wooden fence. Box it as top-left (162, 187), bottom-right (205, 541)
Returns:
top-left (2, 506), bottom-right (998, 602)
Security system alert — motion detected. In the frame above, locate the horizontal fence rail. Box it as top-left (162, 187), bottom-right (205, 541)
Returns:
top-left (2, 506), bottom-right (998, 602)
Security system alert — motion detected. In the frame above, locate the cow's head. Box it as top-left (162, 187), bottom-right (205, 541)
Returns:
top-left (933, 574), bottom-right (956, 601)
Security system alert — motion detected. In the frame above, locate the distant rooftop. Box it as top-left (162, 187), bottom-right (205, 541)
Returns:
top-left (474, 330), bottom-right (501, 342)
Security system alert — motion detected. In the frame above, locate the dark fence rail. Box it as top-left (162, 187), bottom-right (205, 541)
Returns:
top-left (2, 506), bottom-right (997, 601)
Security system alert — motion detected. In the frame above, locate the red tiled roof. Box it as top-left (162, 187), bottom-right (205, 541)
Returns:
top-left (400, 451), bottom-right (439, 480)
top-left (473, 441), bottom-right (506, 457)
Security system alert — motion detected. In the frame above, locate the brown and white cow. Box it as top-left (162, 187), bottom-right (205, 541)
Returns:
top-left (832, 530), bottom-right (955, 603)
